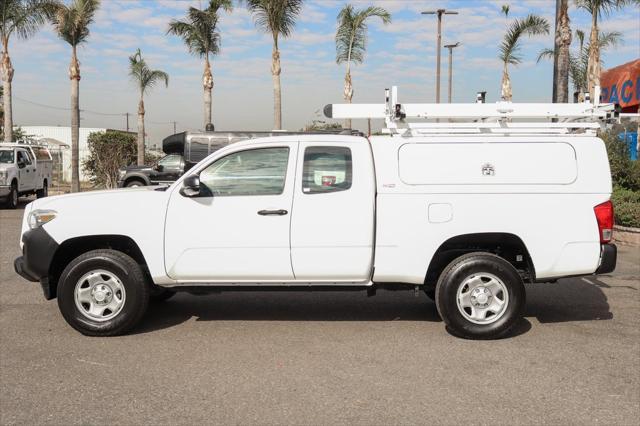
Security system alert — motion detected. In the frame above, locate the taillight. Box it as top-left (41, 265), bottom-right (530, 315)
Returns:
top-left (594, 200), bottom-right (614, 243)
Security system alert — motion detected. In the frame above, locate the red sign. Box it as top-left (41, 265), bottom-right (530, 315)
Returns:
top-left (600, 59), bottom-right (640, 112)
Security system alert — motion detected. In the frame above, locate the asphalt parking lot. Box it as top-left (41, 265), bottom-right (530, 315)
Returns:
top-left (1, 198), bottom-right (639, 425)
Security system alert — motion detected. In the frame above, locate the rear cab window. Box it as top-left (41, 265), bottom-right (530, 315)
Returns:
top-left (302, 146), bottom-right (352, 194)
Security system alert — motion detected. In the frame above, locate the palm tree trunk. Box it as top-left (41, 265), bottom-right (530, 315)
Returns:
top-left (1, 38), bottom-right (14, 142)
top-left (203, 57), bottom-right (213, 128)
top-left (271, 40), bottom-right (282, 130)
top-left (586, 13), bottom-right (600, 101)
top-left (137, 98), bottom-right (145, 166)
top-left (343, 64), bottom-right (353, 129)
top-left (501, 63), bottom-right (512, 101)
top-left (553, 0), bottom-right (571, 103)
top-left (69, 46), bottom-right (81, 192)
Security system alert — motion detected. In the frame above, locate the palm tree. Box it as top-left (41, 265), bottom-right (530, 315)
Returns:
top-left (499, 14), bottom-right (550, 101)
top-left (50, 0), bottom-right (99, 192)
top-left (335, 4), bottom-right (391, 129)
top-left (129, 49), bottom-right (169, 166)
top-left (1, 0), bottom-right (59, 142)
top-left (246, 0), bottom-right (302, 130)
top-left (167, 0), bottom-right (231, 130)
top-left (575, 0), bottom-right (637, 100)
top-left (538, 29), bottom-right (621, 100)
top-left (553, 0), bottom-right (572, 103)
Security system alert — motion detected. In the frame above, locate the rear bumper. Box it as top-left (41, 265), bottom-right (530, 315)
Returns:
top-left (595, 243), bottom-right (617, 274)
top-left (14, 227), bottom-right (59, 299)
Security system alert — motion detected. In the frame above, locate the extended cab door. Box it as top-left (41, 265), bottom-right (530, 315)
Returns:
top-left (290, 141), bottom-right (376, 281)
top-left (164, 142), bottom-right (297, 282)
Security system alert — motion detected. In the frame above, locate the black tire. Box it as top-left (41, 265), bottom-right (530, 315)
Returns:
top-left (5, 182), bottom-right (18, 209)
top-left (126, 179), bottom-right (146, 187)
top-left (435, 252), bottom-right (525, 340)
top-left (149, 286), bottom-right (176, 302)
top-left (36, 180), bottom-right (48, 198)
top-left (57, 249), bottom-right (150, 336)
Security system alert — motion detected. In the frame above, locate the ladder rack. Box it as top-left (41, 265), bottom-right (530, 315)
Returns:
top-left (323, 86), bottom-right (622, 136)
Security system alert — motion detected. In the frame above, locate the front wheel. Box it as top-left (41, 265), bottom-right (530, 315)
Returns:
top-left (5, 183), bottom-right (18, 209)
top-left (435, 252), bottom-right (525, 339)
top-left (57, 249), bottom-right (150, 336)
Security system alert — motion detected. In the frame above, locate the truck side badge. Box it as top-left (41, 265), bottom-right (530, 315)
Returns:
top-left (482, 163), bottom-right (495, 176)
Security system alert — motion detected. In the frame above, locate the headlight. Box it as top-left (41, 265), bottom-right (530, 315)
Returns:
top-left (28, 209), bottom-right (57, 229)
top-left (0, 170), bottom-right (6, 185)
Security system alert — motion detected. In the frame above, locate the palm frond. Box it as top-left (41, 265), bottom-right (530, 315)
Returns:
top-left (335, 5), bottom-right (391, 65)
top-left (499, 14), bottom-right (550, 65)
top-left (1, 0), bottom-right (59, 41)
top-left (50, 0), bottom-right (99, 47)
top-left (129, 48), bottom-right (169, 95)
top-left (246, 0), bottom-right (303, 41)
top-left (536, 47), bottom-right (554, 63)
top-left (574, 0), bottom-right (636, 19)
top-left (167, 5), bottom-right (221, 58)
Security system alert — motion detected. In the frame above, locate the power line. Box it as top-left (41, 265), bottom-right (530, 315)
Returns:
top-left (14, 96), bottom-right (128, 116)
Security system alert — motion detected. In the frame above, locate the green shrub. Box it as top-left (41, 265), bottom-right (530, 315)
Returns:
top-left (83, 130), bottom-right (137, 189)
top-left (601, 130), bottom-right (640, 191)
top-left (611, 186), bottom-right (640, 228)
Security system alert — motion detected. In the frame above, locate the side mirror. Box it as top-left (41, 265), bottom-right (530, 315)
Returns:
top-left (155, 164), bottom-right (164, 172)
top-left (180, 175), bottom-right (201, 197)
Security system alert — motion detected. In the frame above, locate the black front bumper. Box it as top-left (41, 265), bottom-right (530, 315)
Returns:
top-left (595, 243), bottom-right (617, 274)
top-left (14, 227), bottom-right (59, 299)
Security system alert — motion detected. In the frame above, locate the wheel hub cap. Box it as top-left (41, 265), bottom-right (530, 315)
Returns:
top-left (456, 273), bottom-right (509, 325)
top-left (74, 270), bottom-right (126, 322)
top-left (470, 287), bottom-right (492, 307)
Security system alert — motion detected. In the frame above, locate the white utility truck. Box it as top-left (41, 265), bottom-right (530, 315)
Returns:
top-left (14, 88), bottom-right (618, 339)
top-left (0, 143), bottom-right (52, 208)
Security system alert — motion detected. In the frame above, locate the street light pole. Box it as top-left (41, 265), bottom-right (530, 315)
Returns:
top-left (422, 9), bottom-right (458, 103)
top-left (444, 42), bottom-right (460, 103)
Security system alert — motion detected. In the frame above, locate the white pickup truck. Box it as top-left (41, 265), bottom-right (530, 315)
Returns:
top-left (0, 143), bottom-right (52, 208)
top-left (13, 96), bottom-right (618, 339)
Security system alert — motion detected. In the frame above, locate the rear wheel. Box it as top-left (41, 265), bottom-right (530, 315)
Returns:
top-left (435, 252), bottom-right (525, 339)
top-left (36, 180), bottom-right (48, 198)
top-left (57, 249), bottom-right (150, 336)
top-left (5, 182), bottom-right (18, 209)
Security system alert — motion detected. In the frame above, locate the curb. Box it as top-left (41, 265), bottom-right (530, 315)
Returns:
top-left (614, 225), bottom-right (640, 246)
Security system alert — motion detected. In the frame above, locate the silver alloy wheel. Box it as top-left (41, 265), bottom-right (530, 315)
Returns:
top-left (74, 269), bottom-right (126, 322)
top-left (456, 273), bottom-right (509, 325)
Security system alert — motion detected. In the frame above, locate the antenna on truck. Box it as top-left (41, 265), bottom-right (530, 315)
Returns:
top-left (323, 86), bottom-right (622, 136)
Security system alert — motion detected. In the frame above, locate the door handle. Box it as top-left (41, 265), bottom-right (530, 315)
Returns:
top-left (257, 209), bottom-right (288, 216)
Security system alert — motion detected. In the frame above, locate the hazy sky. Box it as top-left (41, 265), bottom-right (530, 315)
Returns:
top-left (8, 0), bottom-right (640, 145)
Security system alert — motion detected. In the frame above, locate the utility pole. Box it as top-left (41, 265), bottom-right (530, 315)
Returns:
top-left (173, 121), bottom-right (177, 134)
top-left (444, 42), bottom-right (460, 103)
top-left (125, 112), bottom-right (129, 132)
top-left (422, 9), bottom-right (458, 103)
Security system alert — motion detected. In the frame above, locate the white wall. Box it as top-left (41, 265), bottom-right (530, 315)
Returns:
top-left (20, 126), bottom-right (107, 182)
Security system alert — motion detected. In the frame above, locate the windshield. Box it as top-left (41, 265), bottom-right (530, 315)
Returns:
top-left (0, 149), bottom-right (14, 164)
